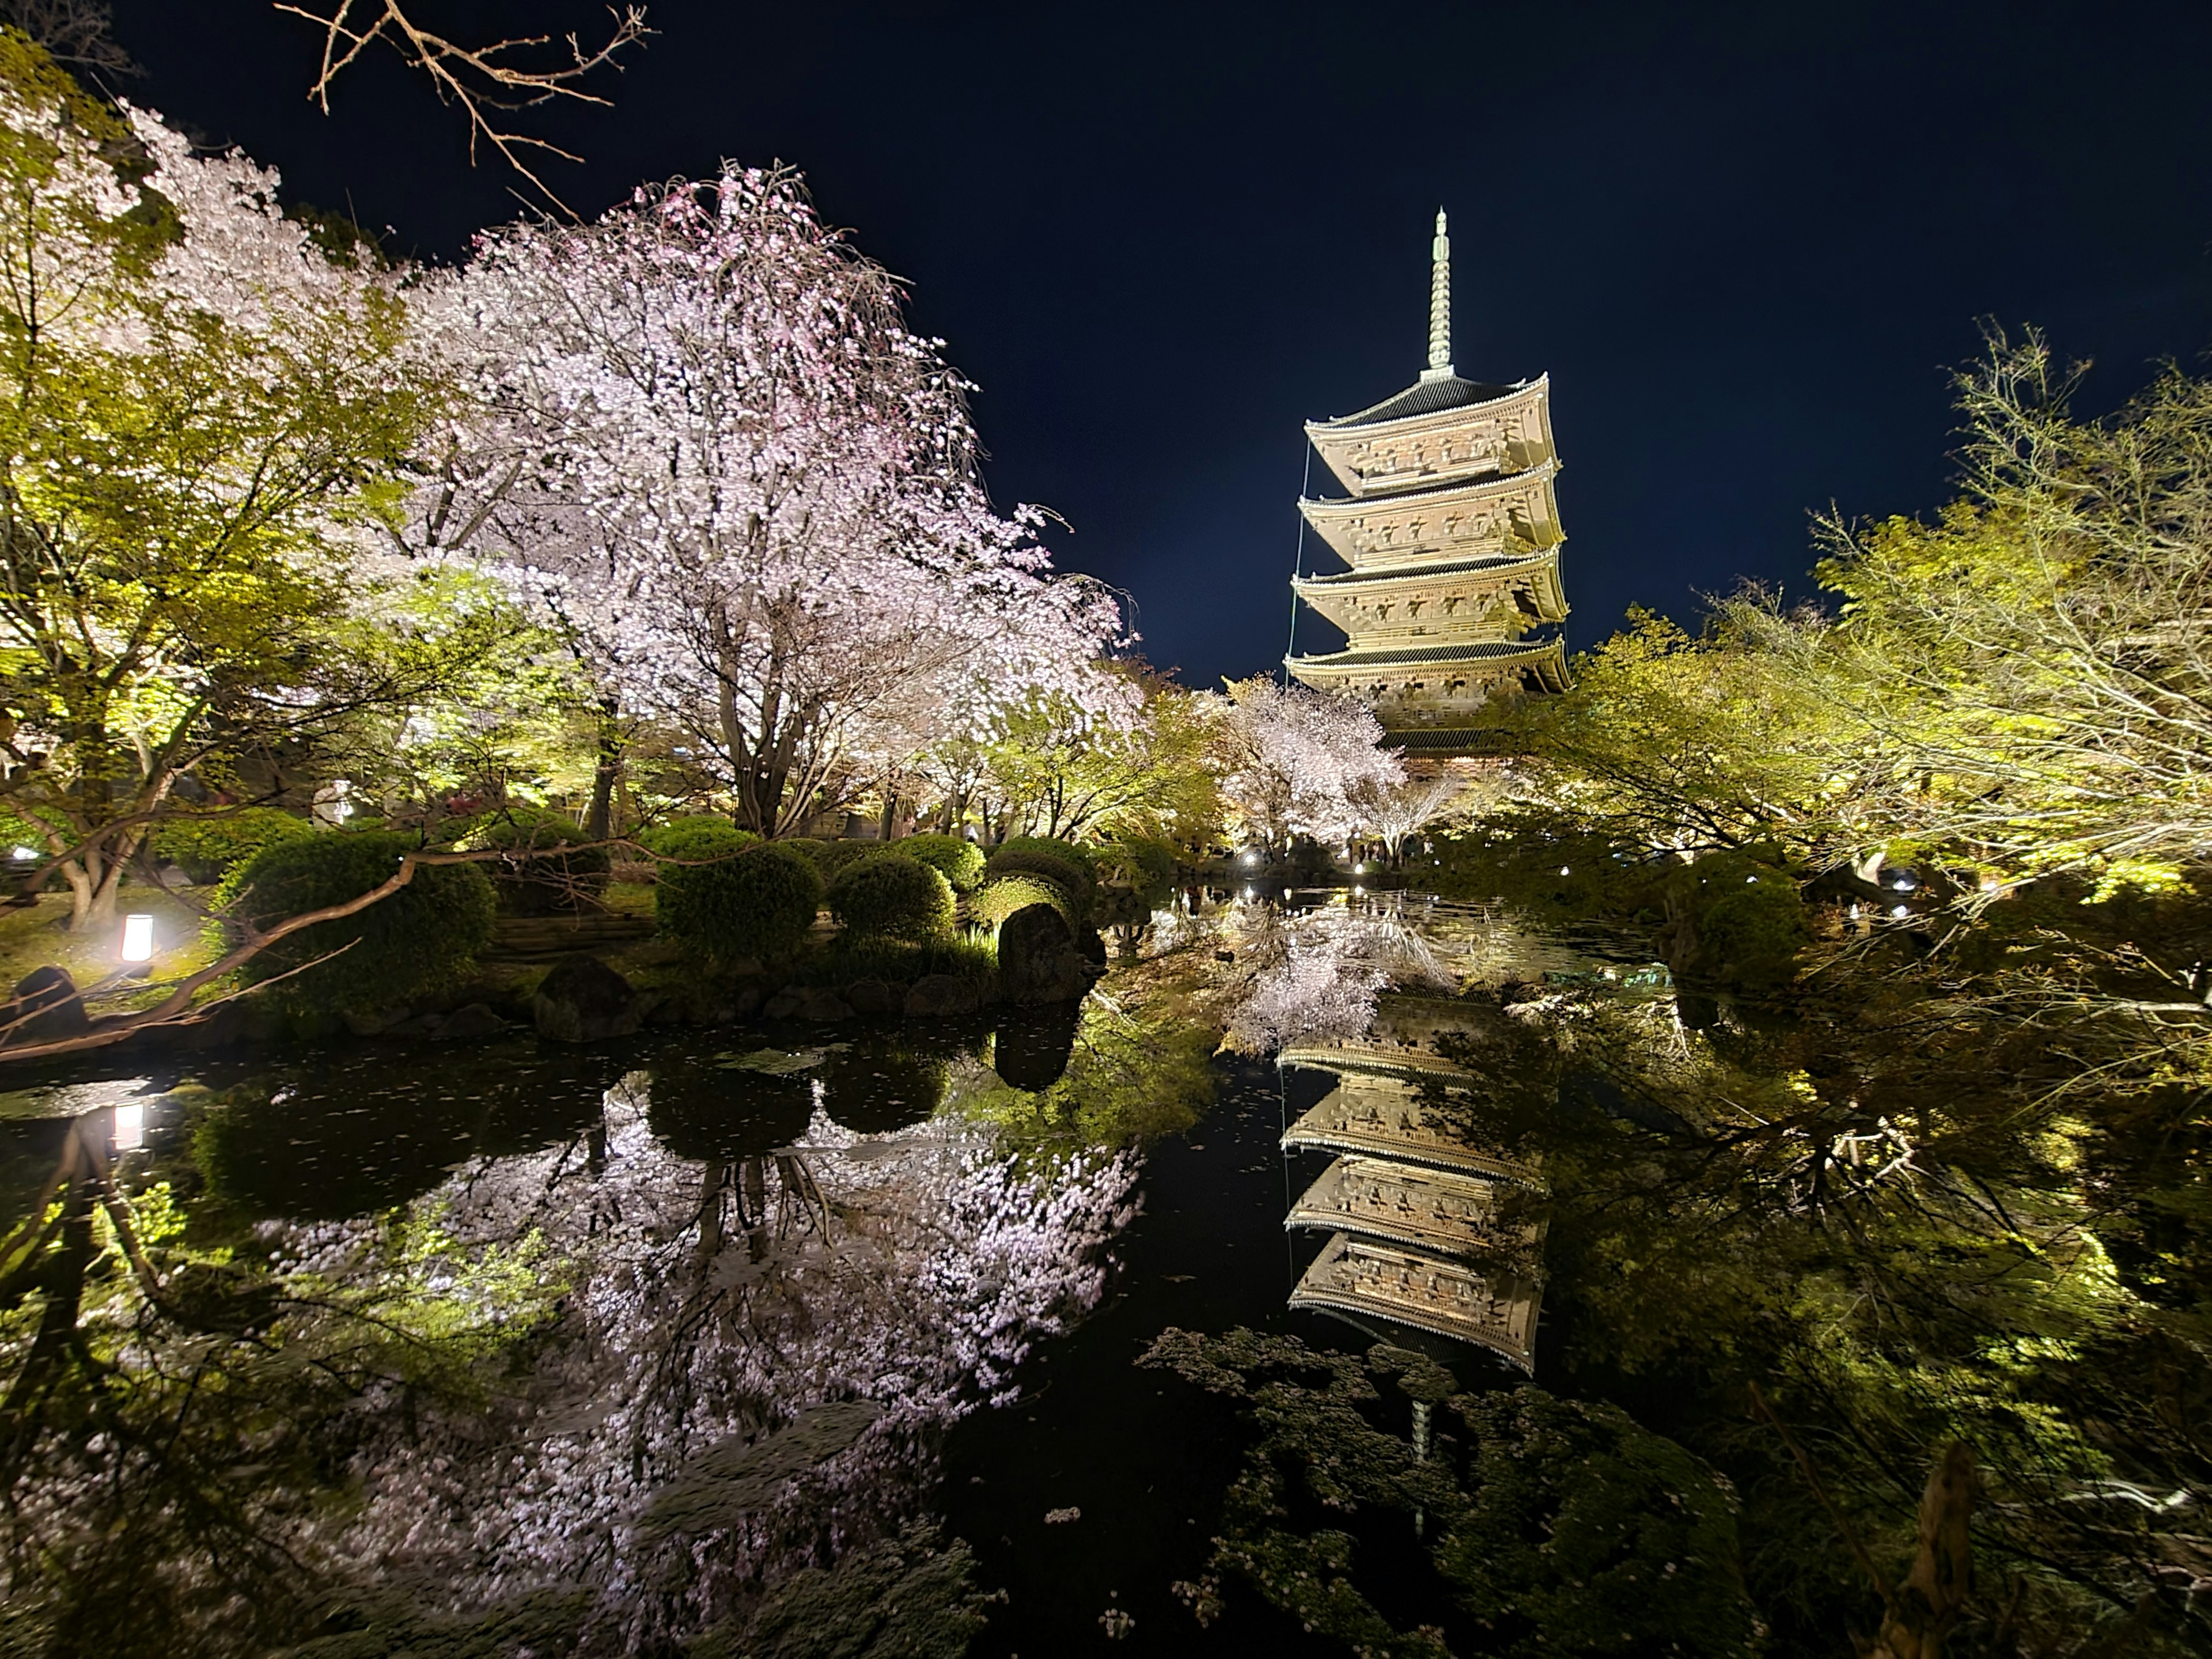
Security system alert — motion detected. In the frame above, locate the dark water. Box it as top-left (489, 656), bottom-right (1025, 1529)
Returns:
top-left (0, 897), bottom-right (1601, 1657)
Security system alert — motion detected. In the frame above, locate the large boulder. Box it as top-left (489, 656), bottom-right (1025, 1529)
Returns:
top-left (533, 956), bottom-right (643, 1044)
top-left (996, 904), bottom-right (1097, 1006)
top-left (4, 966), bottom-right (88, 1045)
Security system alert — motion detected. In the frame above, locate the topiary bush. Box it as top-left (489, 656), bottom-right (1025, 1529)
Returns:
top-left (983, 847), bottom-right (1092, 921)
top-left (787, 838), bottom-right (873, 881)
top-left (656, 840), bottom-right (823, 965)
top-left (464, 806), bottom-right (611, 915)
top-left (153, 807), bottom-right (314, 886)
top-left (220, 831), bottom-right (497, 1013)
top-left (894, 832), bottom-right (986, 894)
top-left (827, 852), bottom-right (956, 944)
top-left (971, 872), bottom-right (1075, 932)
top-left (636, 816), bottom-right (757, 859)
top-left (995, 834), bottom-right (1097, 877)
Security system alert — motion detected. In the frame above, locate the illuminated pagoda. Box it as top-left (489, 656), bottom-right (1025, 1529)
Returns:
top-left (1286, 210), bottom-right (1569, 756)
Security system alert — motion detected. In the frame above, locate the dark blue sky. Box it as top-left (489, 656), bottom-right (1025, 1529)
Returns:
top-left (108, 1), bottom-right (2212, 687)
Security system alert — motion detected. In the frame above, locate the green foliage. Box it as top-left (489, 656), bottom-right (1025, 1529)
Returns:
top-left (1435, 1390), bottom-right (1756, 1656)
top-left (994, 833), bottom-right (1097, 877)
top-left (219, 831), bottom-right (495, 1013)
top-left (463, 805), bottom-right (609, 916)
top-left (969, 872), bottom-right (1074, 932)
top-left (1097, 834), bottom-right (1179, 902)
top-left (983, 840), bottom-right (1092, 920)
top-left (786, 838), bottom-right (873, 880)
top-left (1661, 849), bottom-right (1810, 990)
top-left (1430, 808), bottom-right (1661, 919)
top-left (655, 840), bottom-right (822, 965)
top-left (788, 932), bottom-right (996, 988)
top-left (958, 970), bottom-right (1217, 1147)
top-left (635, 816), bottom-right (756, 859)
top-left (1138, 1330), bottom-right (1758, 1659)
top-left (151, 808), bottom-right (313, 886)
top-left (892, 831), bottom-right (986, 893)
top-left (826, 852), bottom-right (956, 944)
top-left (0, 35), bottom-right (459, 930)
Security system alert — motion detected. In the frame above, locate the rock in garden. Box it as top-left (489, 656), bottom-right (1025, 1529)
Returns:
top-left (383, 1012), bottom-right (446, 1039)
top-left (762, 988), bottom-right (805, 1020)
top-left (342, 1004), bottom-right (409, 1037)
top-left (439, 1002), bottom-right (508, 1040)
top-left (843, 979), bottom-right (905, 1016)
top-left (533, 956), bottom-right (643, 1043)
top-left (796, 987), bottom-right (854, 1021)
top-left (3, 965), bottom-right (86, 1044)
top-left (996, 904), bottom-right (1099, 1005)
top-left (903, 974), bottom-right (980, 1017)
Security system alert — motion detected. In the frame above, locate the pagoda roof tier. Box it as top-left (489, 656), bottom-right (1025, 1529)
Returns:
top-left (1293, 550), bottom-right (1543, 589)
top-left (1282, 1082), bottom-right (1537, 1183)
top-left (1289, 1232), bottom-right (1538, 1369)
top-left (1293, 547), bottom-right (1567, 640)
top-left (1286, 1156), bottom-right (1533, 1258)
top-left (1290, 636), bottom-right (1567, 676)
top-left (1305, 374), bottom-right (1554, 500)
top-left (1297, 460), bottom-right (1560, 567)
top-left (1388, 727), bottom-right (1510, 757)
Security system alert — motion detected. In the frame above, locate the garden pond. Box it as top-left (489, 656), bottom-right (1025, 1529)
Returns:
top-left (0, 891), bottom-right (2188, 1657)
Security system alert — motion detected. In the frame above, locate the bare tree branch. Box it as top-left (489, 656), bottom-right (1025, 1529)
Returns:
top-left (0, 0), bottom-right (137, 76)
top-left (272, 1), bottom-right (651, 213)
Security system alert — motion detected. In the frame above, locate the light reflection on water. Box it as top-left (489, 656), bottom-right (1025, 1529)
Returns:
top-left (0, 899), bottom-right (1644, 1656)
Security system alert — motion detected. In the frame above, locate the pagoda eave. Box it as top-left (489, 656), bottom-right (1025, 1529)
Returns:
top-left (1287, 636), bottom-right (1569, 694)
top-left (1296, 459), bottom-right (1561, 565)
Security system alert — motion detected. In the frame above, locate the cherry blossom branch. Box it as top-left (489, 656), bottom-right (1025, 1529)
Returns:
top-left (273, 1), bottom-right (652, 213)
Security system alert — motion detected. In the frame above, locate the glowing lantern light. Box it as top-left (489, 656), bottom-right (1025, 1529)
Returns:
top-left (1891, 904), bottom-right (1910, 919)
top-left (112, 1102), bottom-right (143, 1152)
top-left (8, 846), bottom-right (32, 861)
top-left (1558, 865), bottom-right (1570, 877)
top-left (121, 914), bottom-right (154, 964)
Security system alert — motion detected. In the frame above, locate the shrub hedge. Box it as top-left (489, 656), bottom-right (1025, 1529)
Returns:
top-left (464, 806), bottom-right (611, 915)
top-left (221, 831), bottom-right (497, 1013)
top-left (786, 838), bottom-right (873, 880)
top-left (971, 871), bottom-right (1076, 932)
top-left (152, 807), bottom-right (315, 886)
top-left (637, 816), bottom-right (757, 859)
top-left (893, 832), bottom-right (986, 894)
top-left (827, 853), bottom-right (956, 943)
top-left (656, 839), bottom-right (822, 964)
top-left (983, 847), bottom-right (1091, 920)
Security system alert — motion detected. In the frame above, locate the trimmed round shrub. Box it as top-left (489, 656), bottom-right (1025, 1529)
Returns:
top-left (656, 840), bottom-right (823, 964)
top-left (786, 838), bottom-right (873, 880)
top-left (984, 847), bottom-right (1091, 920)
top-left (1099, 835), bottom-right (1179, 904)
top-left (221, 831), bottom-right (496, 1013)
top-left (894, 832), bottom-right (986, 894)
top-left (153, 807), bottom-right (313, 886)
top-left (636, 816), bottom-right (757, 859)
top-left (464, 806), bottom-right (610, 915)
top-left (996, 834), bottom-right (1097, 876)
top-left (971, 871), bottom-right (1076, 931)
top-left (827, 852), bottom-right (956, 944)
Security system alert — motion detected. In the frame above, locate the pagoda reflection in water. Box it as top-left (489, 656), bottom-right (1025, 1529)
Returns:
top-left (1281, 994), bottom-right (1543, 1370)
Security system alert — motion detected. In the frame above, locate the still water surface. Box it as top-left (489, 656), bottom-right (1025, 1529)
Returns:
top-left (0, 896), bottom-right (1631, 1656)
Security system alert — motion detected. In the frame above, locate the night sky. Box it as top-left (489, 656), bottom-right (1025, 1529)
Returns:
top-left (105, 1), bottom-right (2212, 688)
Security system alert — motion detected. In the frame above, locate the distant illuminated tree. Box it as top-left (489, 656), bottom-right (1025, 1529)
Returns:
top-left (1215, 676), bottom-right (1402, 852)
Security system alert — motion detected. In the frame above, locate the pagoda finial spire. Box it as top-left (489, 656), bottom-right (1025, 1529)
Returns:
top-left (1421, 208), bottom-right (1453, 382)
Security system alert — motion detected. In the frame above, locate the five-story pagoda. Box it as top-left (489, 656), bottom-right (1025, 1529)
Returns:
top-left (1286, 211), bottom-right (1569, 755)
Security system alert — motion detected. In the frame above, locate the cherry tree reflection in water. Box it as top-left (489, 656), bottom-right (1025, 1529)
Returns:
top-left (1218, 893), bottom-right (1459, 1055)
top-left (0, 1068), bottom-right (1138, 1652)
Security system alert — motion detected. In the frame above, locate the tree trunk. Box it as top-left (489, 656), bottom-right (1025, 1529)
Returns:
top-left (1870, 1443), bottom-right (1975, 1659)
top-left (585, 698), bottom-right (623, 842)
